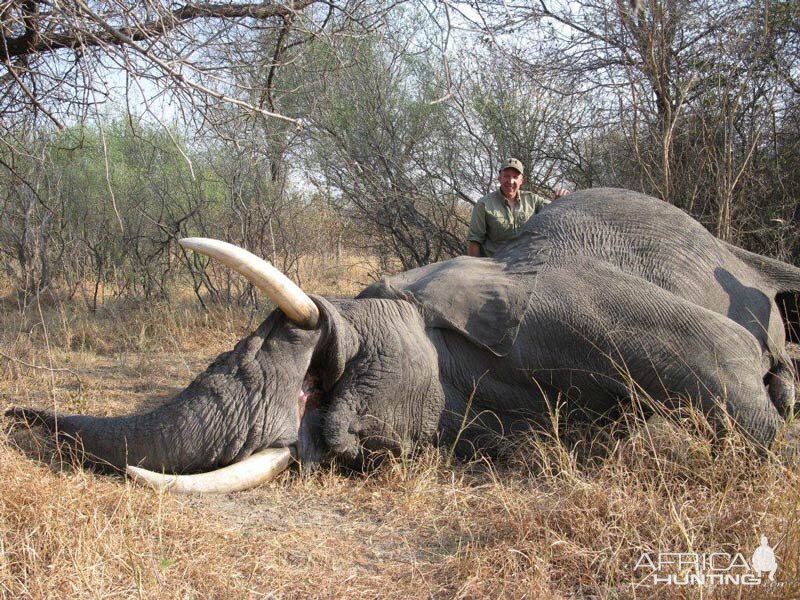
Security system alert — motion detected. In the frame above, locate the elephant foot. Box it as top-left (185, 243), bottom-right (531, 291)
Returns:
top-left (766, 361), bottom-right (796, 419)
top-left (773, 421), bottom-right (800, 465)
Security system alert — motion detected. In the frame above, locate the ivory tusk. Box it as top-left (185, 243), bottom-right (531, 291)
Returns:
top-left (126, 447), bottom-right (292, 494)
top-left (179, 237), bottom-right (319, 328)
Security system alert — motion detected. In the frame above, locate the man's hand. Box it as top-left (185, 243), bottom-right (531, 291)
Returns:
top-left (467, 241), bottom-right (482, 257)
top-left (554, 188), bottom-right (571, 199)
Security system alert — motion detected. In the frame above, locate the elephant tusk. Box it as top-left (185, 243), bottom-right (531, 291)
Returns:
top-left (126, 447), bottom-right (292, 494)
top-left (179, 237), bottom-right (319, 328)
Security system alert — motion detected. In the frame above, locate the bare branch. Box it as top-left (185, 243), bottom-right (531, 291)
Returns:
top-left (0, 1), bottom-right (318, 61)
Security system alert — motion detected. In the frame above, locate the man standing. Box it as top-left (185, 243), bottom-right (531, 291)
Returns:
top-left (467, 158), bottom-right (567, 257)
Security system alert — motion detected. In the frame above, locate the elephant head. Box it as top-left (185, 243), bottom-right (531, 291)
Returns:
top-left (10, 239), bottom-right (445, 493)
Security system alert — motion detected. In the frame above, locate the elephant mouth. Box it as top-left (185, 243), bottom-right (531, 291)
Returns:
top-left (295, 370), bottom-right (326, 464)
top-left (298, 371), bottom-right (323, 422)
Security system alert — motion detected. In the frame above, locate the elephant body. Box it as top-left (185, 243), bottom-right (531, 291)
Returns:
top-left (356, 188), bottom-right (797, 452)
top-left (10, 189), bottom-right (800, 482)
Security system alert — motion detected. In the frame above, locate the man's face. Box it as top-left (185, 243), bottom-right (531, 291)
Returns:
top-left (498, 168), bottom-right (523, 200)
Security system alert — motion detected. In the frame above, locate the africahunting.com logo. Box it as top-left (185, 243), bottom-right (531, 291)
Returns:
top-left (634, 536), bottom-right (781, 586)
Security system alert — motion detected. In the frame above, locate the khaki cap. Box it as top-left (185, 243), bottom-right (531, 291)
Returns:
top-left (499, 158), bottom-right (524, 175)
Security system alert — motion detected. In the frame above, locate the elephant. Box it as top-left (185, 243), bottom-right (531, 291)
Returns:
top-left (8, 188), bottom-right (800, 493)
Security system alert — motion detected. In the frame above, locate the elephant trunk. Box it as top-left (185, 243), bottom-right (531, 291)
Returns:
top-left (10, 380), bottom-right (278, 474)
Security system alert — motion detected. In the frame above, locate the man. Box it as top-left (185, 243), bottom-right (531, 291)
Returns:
top-left (467, 158), bottom-right (568, 257)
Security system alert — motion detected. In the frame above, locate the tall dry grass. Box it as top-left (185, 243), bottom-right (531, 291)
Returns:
top-left (1, 272), bottom-right (799, 598)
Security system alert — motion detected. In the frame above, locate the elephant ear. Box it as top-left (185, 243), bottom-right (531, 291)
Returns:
top-left (358, 256), bottom-right (543, 356)
top-left (309, 295), bottom-right (361, 392)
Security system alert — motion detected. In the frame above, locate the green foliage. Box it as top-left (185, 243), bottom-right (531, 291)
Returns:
top-left (301, 34), bottom-right (466, 268)
top-left (0, 117), bottom-right (232, 305)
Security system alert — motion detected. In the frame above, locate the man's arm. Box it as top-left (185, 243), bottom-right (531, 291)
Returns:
top-left (466, 201), bottom-right (487, 256)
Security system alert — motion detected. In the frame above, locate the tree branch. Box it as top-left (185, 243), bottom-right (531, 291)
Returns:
top-left (0, 1), bottom-right (319, 61)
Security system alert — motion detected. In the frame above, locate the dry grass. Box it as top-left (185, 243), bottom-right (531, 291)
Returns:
top-left (1, 275), bottom-right (799, 598)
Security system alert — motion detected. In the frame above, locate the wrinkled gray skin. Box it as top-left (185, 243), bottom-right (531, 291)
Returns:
top-left (10, 189), bottom-right (800, 473)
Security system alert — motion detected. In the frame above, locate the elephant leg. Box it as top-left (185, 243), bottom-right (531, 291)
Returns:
top-left (637, 313), bottom-right (784, 450)
top-left (626, 324), bottom-right (782, 450)
top-left (707, 366), bottom-right (782, 450)
top-left (542, 263), bottom-right (786, 451)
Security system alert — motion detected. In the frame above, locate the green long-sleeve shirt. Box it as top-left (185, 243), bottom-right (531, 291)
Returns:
top-left (467, 189), bottom-right (551, 257)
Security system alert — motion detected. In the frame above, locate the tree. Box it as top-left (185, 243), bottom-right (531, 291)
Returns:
top-left (299, 33), bottom-right (466, 270)
top-left (0, 0), bottom-right (318, 135)
top-left (459, 0), bottom-right (799, 260)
